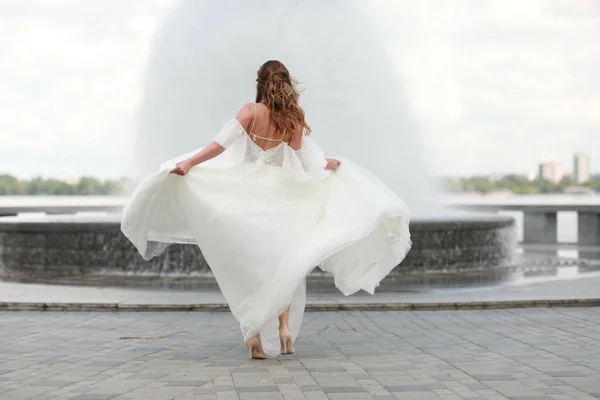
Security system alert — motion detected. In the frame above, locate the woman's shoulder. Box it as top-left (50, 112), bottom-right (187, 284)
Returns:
top-left (236, 103), bottom-right (255, 116)
top-left (236, 103), bottom-right (270, 118)
top-left (235, 103), bottom-right (257, 130)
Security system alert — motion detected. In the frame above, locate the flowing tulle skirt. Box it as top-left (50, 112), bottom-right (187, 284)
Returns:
top-left (121, 154), bottom-right (411, 355)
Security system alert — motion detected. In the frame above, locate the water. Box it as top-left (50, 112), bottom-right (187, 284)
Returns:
top-left (135, 0), bottom-right (437, 215)
top-left (2, 194), bottom-right (597, 243)
top-left (0, 196), bottom-right (127, 207)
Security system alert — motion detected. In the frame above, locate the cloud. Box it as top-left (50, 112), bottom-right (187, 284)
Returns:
top-left (0, 0), bottom-right (176, 179)
top-left (375, 0), bottom-right (600, 176)
top-left (1, 0), bottom-right (599, 179)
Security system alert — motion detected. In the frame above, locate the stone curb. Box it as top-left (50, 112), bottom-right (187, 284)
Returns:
top-left (1, 298), bottom-right (599, 312)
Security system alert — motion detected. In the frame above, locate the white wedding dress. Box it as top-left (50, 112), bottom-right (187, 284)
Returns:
top-left (121, 111), bottom-right (412, 355)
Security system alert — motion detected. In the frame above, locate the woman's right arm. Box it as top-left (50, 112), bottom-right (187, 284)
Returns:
top-left (325, 158), bottom-right (341, 171)
top-left (291, 128), bottom-right (340, 172)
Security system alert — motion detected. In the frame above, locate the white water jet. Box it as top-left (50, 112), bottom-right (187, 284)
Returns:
top-left (136, 0), bottom-right (437, 216)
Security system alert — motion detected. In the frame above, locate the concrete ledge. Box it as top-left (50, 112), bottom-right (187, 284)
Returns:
top-left (1, 299), bottom-right (599, 312)
top-left (524, 211), bottom-right (557, 244)
top-left (450, 204), bottom-right (600, 213)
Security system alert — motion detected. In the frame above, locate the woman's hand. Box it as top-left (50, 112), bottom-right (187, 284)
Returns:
top-left (325, 158), bottom-right (341, 171)
top-left (171, 160), bottom-right (193, 176)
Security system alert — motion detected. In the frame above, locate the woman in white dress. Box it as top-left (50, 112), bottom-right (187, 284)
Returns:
top-left (121, 60), bottom-right (412, 359)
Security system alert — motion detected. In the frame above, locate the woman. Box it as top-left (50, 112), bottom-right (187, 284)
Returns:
top-left (121, 60), bottom-right (412, 359)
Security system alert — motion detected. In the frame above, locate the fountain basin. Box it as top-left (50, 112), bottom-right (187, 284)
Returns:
top-left (0, 213), bottom-right (515, 289)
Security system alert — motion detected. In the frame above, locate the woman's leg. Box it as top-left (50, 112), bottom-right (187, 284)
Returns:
top-left (278, 306), bottom-right (290, 332)
top-left (246, 334), bottom-right (266, 360)
top-left (278, 306), bottom-right (294, 354)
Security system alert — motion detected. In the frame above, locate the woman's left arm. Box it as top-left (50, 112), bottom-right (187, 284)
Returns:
top-left (171, 104), bottom-right (254, 175)
top-left (170, 143), bottom-right (225, 175)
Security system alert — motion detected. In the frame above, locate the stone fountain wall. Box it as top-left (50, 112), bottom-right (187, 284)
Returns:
top-left (0, 214), bottom-right (515, 283)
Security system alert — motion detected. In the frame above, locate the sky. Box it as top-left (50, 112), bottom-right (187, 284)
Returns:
top-left (1, 0), bottom-right (599, 180)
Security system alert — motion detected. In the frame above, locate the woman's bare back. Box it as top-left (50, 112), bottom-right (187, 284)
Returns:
top-left (242, 103), bottom-right (302, 151)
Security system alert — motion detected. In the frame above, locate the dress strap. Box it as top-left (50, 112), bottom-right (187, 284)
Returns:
top-left (249, 104), bottom-right (257, 134)
top-left (250, 133), bottom-right (283, 142)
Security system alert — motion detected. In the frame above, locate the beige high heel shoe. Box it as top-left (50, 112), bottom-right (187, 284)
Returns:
top-left (279, 329), bottom-right (294, 355)
top-left (246, 334), bottom-right (266, 360)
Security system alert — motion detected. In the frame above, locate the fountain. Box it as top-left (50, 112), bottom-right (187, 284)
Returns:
top-left (134, 0), bottom-right (437, 213)
top-left (0, 1), bottom-right (515, 289)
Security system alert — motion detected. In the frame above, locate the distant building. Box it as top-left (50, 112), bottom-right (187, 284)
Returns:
top-left (573, 152), bottom-right (590, 183)
top-left (538, 162), bottom-right (563, 184)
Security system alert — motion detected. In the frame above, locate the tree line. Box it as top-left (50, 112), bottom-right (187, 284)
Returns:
top-left (441, 175), bottom-right (600, 194)
top-left (0, 174), bottom-right (130, 195)
top-left (3, 173), bottom-right (600, 196)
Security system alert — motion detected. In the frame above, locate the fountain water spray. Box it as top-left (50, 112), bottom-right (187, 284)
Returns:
top-left (135, 0), bottom-right (437, 216)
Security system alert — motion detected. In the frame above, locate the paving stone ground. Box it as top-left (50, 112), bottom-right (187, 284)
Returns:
top-left (0, 309), bottom-right (599, 400)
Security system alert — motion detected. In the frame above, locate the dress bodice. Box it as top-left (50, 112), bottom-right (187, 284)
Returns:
top-left (212, 118), bottom-right (327, 177)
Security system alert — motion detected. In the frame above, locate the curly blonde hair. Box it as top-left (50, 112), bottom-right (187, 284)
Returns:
top-left (255, 60), bottom-right (311, 142)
